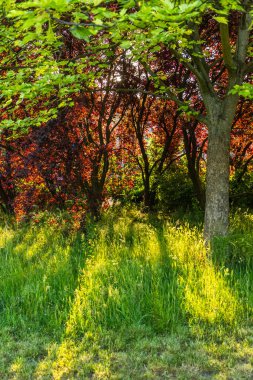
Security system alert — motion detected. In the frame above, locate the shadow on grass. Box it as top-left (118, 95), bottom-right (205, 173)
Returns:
top-left (1, 209), bottom-right (253, 379)
top-left (149, 214), bottom-right (248, 334)
top-left (0, 223), bottom-right (88, 335)
top-left (31, 211), bottom-right (253, 379)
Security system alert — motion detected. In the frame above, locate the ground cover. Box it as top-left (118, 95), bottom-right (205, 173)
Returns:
top-left (0, 208), bottom-right (253, 379)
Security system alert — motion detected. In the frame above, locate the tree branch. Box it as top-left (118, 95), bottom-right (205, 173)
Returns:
top-left (219, 23), bottom-right (235, 73)
top-left (139, 61), bottom-right (207, 123)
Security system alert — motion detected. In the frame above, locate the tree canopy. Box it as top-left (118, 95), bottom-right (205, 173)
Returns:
top-left (0, 0), bottom-right (252, 240)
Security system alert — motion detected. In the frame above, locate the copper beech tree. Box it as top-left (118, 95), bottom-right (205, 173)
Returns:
top-left (1, 0), bottom-right (253, 241)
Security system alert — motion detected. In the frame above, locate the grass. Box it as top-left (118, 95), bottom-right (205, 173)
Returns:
top-left (0, 207), bottom-right (253, 379)
top-left (0, 218), bottom-right (86, 335)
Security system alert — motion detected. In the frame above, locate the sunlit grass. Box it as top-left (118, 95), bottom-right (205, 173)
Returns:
top-left (0, 218), bottom-right (86, 334)
top-left (0, 207), bottom-right (253, 378)
top-left (66, 209), bottom-right (248, 337)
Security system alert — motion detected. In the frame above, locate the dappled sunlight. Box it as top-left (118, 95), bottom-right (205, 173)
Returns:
top-left (65, 213), bottom-right (181, 336)
top-left (181, 266), bottom-right (238, 326)
top-left (0, 329), bottom-right (52, 380)
top-left (0, 222), bottom-right (85, 331)
top-left (1, 210), bottom-right (253, 378)
top-left (9, 357), bottom-right (28, 380)
top-left (0, 226), bottom-right (15, 248)
top-left (33, 325), bottom-right (253, 379)
top-left (63, 210), bottom-right (244, 344)
top-left (34, 336), bottom-right (114, 379)
top-left (1, 0), bottom-right (253, 376)
top-left (163, 224), bottom-right (240, 327)
top-left (68, 212), bottom-right (248, 338)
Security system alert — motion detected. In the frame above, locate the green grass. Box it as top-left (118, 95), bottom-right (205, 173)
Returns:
top-left (0, 207), bottom-right (253, 379)
top-left (0, 217), bottom-right (86, 334)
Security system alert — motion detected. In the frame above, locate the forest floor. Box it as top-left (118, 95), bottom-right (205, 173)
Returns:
top-left (0, 207), bottom-right (253, 379)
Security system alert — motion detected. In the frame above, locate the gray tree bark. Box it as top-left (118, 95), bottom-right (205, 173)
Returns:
top-left (204, 116), bottom-right (231, 240)
top-left (204, 97), bottom-right (238, 241)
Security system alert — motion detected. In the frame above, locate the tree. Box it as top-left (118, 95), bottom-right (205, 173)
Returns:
top-left (111, 1), bottom-right (252, 241)
top-left (64, 83), bottom-right (128, 219)
top-left (1, 0), bottom-right (253, 241)
top-left (127, 95), bottom-right (182, 209)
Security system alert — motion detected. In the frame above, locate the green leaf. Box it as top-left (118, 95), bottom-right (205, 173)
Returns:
top-left (7, 10), bottom-right (25, 17)
top-left (120, 41), bottom-right (132, 49)
top-left (214, 16), bottom-right (228, 24)
top-left (70, 26), bottom-right (91, 41)
top-left (3, 99), bottom-right (13, 108)
top-left (73, 12), bottom-right (88, 22)
top-left (230, 83), bottom-right (253, 99)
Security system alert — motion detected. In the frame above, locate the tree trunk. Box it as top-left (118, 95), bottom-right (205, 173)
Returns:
top-left (201, 7), bottom-right (251, 241)
top-left (86, 189), bottom-right (103, 220)
top-left (187, 161), bottom-right (205, 210)
top-left (204, 120), bottom-right (231, 241)
top-left (144, 186), bottom-right (156, 209)
top-left (143, 178), bottom-right (151, 208)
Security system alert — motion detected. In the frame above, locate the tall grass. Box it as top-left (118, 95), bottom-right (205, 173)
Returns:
top-left (0, 217), bottom-right (86, 335)
top-left (66, 208), bottom-right (253, 338)
top-left (212, 210), bottom-right (253, 322)
top-left (0, 207), bottom-right (252, 340)
top-left (67, 214), bottom-right (182, 335)
top-left (1, 208), bottom-right (253, 379)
